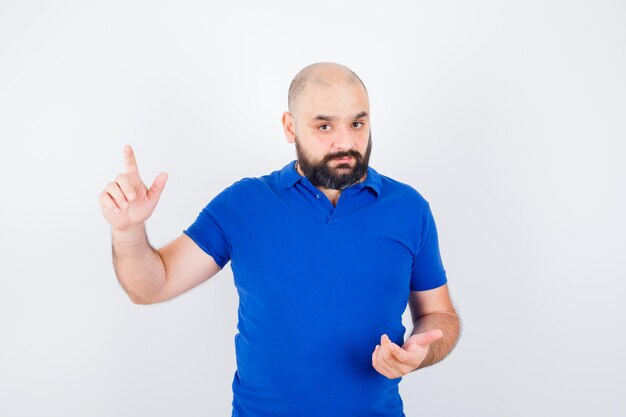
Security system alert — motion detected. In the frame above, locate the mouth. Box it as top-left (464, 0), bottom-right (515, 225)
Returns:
top-left (333, 156), bottom-right (353, 162)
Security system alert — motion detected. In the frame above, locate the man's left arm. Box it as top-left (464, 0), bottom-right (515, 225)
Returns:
top-left (372, 283), bottom-right (461, 378)
top-left (407, 283), bottom-right (461, 371)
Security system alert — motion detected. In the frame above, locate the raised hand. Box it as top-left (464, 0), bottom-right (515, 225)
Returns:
top-left (371, 330), bottom-right (443, 379)
top-left (99, 145), bottom-right (168, 231)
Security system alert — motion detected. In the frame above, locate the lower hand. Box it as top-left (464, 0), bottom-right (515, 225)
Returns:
top-left (371, 330), bottom-right (443, 379)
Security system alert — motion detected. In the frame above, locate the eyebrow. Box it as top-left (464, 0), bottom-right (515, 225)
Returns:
top-left (313, 111), bottom-right (369, 122)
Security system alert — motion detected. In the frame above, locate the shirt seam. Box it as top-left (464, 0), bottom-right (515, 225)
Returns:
top-left (227, 185), bottom-right (234, 262)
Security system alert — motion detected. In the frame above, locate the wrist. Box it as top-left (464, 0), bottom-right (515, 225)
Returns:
top-left (111, 223), bottom-right (145, 242)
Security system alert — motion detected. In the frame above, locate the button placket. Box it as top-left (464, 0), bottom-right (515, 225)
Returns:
top-left (326, 188), bottom-right (350, 224)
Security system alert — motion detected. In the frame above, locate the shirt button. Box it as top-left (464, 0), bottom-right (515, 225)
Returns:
top-left (316, 193), bottom-right (321, 199)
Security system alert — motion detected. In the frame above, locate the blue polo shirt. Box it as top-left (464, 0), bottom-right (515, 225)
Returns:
top-left (183, 160), bottom-right (447, 417)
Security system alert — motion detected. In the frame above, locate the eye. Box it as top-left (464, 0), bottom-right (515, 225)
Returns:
top-left (318, 124), bottom-right (332, 131)
top-left (352, 121), bottom-right (364, 128)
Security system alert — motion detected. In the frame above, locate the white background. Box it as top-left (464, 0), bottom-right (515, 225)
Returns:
top-left (1, 1), bottom-right (625, 416)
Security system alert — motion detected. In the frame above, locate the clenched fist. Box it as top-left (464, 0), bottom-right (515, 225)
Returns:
top-left (99, 145), bottom-right (168, 231)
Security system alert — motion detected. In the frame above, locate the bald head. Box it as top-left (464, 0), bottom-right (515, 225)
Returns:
top-left (287, 62), bottom-right (368, 115)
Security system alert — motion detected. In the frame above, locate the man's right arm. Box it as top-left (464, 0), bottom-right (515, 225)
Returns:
top-left (102, 145), bottom-right (222, 304)
top-left (112, 223), bottom-right (222, 305)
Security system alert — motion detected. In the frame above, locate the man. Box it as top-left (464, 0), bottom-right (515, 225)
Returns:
top-left (99, 62), bottom-right (461, 417)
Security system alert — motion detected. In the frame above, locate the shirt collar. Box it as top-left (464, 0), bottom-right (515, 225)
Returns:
top-left (279, 159), bottom-right (381, 198)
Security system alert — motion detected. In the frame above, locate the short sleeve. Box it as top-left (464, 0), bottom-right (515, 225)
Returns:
top-left (183, 186), bottom-right (232, 269)
top-left (410, 203), bottom-right (447, 291)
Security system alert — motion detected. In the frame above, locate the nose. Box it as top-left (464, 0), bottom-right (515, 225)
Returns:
top-left (331, 126), bottom-right (358, 153)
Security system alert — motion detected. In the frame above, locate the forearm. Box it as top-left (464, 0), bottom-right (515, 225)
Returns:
top-left (410, 311), bottom-right (461, 371)
top-left (111, 223), bottom-right (165, 304)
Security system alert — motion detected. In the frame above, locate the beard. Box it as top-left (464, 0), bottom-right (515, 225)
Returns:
top-left (294, 132), bottom-right (372, 190)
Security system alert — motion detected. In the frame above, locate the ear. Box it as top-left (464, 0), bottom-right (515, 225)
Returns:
top-left (282, 111), bottom-right (296, 143)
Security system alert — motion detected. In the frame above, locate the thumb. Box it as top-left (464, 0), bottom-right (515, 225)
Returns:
top-left (147, 172), bottom-right (168, 203)
top-left (409, 329), bottom-right (443, 349)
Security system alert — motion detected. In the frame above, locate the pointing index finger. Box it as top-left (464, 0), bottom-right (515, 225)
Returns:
top-left (123, 145), bottom-right (140, 178)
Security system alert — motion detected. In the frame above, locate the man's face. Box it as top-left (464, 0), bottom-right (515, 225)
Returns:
top-left (285, 80), bottom-right (372, 190)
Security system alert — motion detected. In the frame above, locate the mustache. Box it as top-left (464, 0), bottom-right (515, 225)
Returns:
top-left (323, 149), bottom-right (362, 163)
